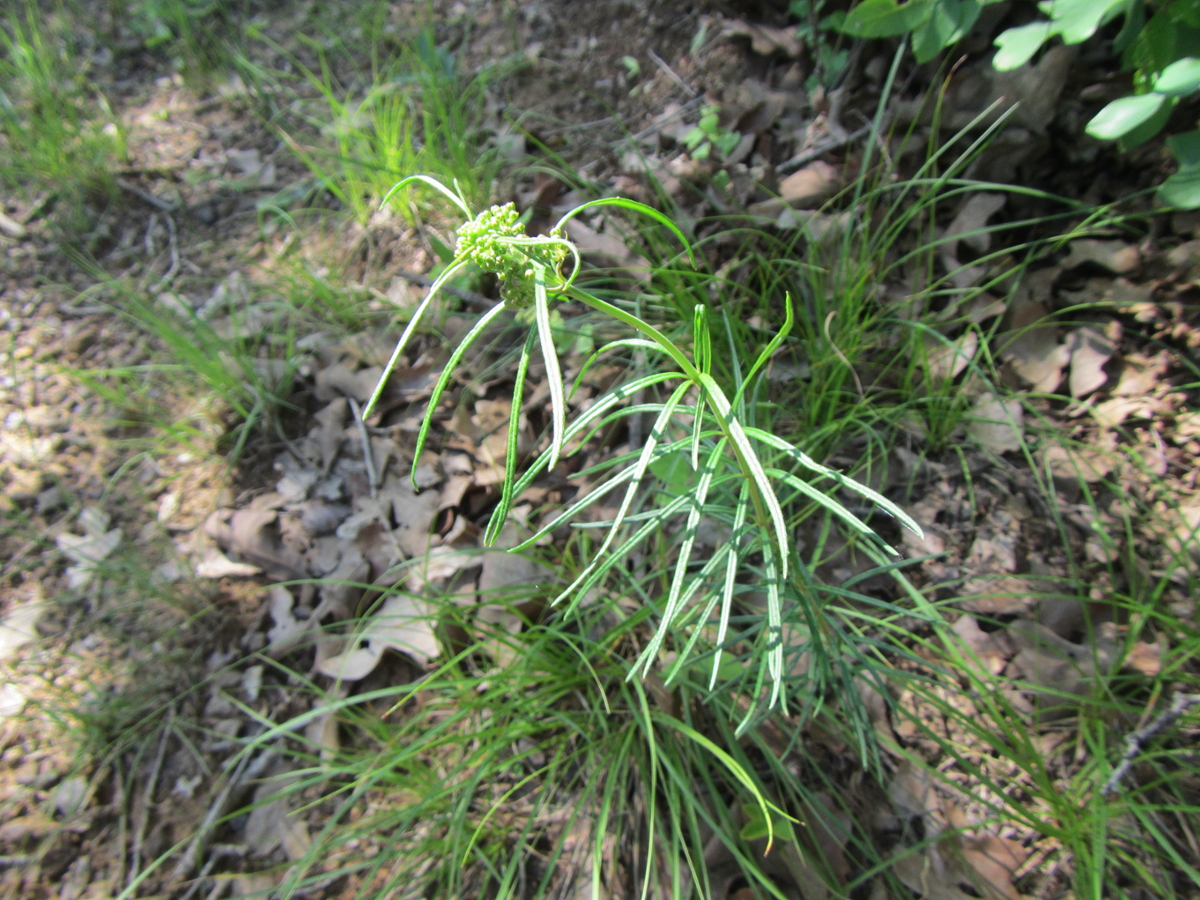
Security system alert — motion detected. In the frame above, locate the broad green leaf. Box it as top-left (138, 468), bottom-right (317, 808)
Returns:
top-left (1117, 94), bottom-right (1175, 149)
top-left (1086, 92), bottom-right (1168, 140)
top-left (1154, 56), bottom-right (1200, 96)
top-left (1042, 0), bottom-right (1126, 44)
top-left (1168, 128), bottom-right (1200, 166)
top-left (993, 21), bottom-right (1051, 71)
top-left (740, 804), bottom-right (797, 843)
top-left (1160, 130), bottom-right (1200, 207)
top-left (841, 0), bottom-right (931, 38)
top-left (912, 0), bottom-right (980, 62)
top-left (1162, 164), bottom-right (1200, 210)
top-left (648, 449), bottom-right (694, 497)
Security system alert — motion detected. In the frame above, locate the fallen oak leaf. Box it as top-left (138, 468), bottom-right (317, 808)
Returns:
top-left (719, 17), bottom-right (802, 57)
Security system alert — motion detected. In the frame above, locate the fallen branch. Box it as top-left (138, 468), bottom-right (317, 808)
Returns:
top-left (1102, 692), bottom-right (1200, 797)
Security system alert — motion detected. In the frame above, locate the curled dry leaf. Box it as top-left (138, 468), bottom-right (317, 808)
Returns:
top-left (1063, 239), bottom-right (1140, 274)
top-left (317, 592), bottom-right (441, 681)
top-left (966, 393), bottom-right (1025, 454)
top-left (0, 589), bottom-right (44, 664)
top-left (195, 549), bottom-right (262, 579)
top-left (244, 765), bottom-right (311, 861)
top-left (1067, 323), bottom-right (1117, 398)
top-left (941, 193), bottom-right (1007, 289)
top-left (718, 17), bottom-right (802, 57)
top-left (55, 507), bottom-right (122, 590)
top-left (924, 330), bottom-right (979, 382)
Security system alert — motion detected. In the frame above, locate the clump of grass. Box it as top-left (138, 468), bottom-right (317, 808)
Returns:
top-left (122, 0), bottom-right (240, 91)
top-left (242, 23), bottom-right (500, 225)
top-left (0, 1), bottom-right (123, 204)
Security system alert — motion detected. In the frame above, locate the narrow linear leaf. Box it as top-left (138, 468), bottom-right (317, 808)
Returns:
top-left (507, 371), bottom-right (685, 501)
top-left (363, 258), bottom-right (469, 421)
top-left (534, 265), bottom-right (566, 472)
top-left (700, 374), bottom-right (790, 582)
top-left (763, 538), bottom-right (785, 712)
top-left (555, 383), bottom-right (691, 605)
top-left (485, 330), bottom-right (536, 545)
top-left (713, 485), bottom-right (750, 690)
top-left (654, 716), bottom-right (785, 853)
top-left (639, 439), bottom-right (726, 676)
top-left (560, 492), bottom-right (694, 619)
top-left (410, 301), bottom-right (509, 485)
top-left (553, 197), bottom-right (697, 267)
top-left (382, 174), bottom-right (473, 217)
top-left (748, 427), bottom-right (924, 538)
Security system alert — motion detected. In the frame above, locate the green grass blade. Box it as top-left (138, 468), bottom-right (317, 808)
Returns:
top-left (553, 197), bottom-right (697, 267)
top-left (732, 292), bottom-right (794, 411)
top-left (382, 173), bottom-right (472, 217)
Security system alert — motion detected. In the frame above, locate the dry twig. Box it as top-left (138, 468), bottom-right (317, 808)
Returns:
top-left (1102, 693), bottom-right (1200, 797)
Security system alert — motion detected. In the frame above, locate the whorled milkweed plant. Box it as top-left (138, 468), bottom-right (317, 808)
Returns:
top-left (365, 175), bottom-right (922, 718)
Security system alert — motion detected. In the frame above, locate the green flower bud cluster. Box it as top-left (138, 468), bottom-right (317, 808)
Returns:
top-left (454, 203), bottom-right (569, 309)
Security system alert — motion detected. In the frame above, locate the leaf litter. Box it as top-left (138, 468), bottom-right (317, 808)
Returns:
top-left (3, 1), bottom-right (1200, 899)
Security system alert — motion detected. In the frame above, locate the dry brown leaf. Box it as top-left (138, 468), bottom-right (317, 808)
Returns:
top-left (316, 645), bottom-right (382, 680)
top-left (0, 589), bottom-right (44, 663)
top-left (562, 218), bottom-right (651, 281)
top-left (1063, 239), bottom-right (1140, 274)
top-left (1008, 619), bottom-right (1112, 719)
top-left (195, 548), bottom-right (262, 579)
top-left (1091, 395), bottom-right (1147, 428)
top-left (961, 833), bottom-right (1027, 900)
top-left (747, 161), bottom-right (840, 216)
top-left (1000, 299), bottom-right (1067, 393)
top-left (383, 476), bottom-right (440, 558)
top-left (950, 615), bottom-right (1009, 676)
top-left (966, 393), bottom-right (1024, 454)
top-left (719, 17), bottom-right (802, 56)
top-left (0, 811), bottom-right (57, 842)
top-left (1067, 323), bottom-right (1116, 398)
top-left (941, 193), bottom-right (1007, 289)
top-left (55, 507), bottom-right (122, 589)
top-left (1124, 639), bottom-right (1163, 677)
top-left (925, 331), bottom-right (979, 381)
top-left (244, 766), bottom-right (310, 861)
top-left (1041, 443), bottom-right (1115, 484)
top-left (265, 585), bottom-right (304, 648)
